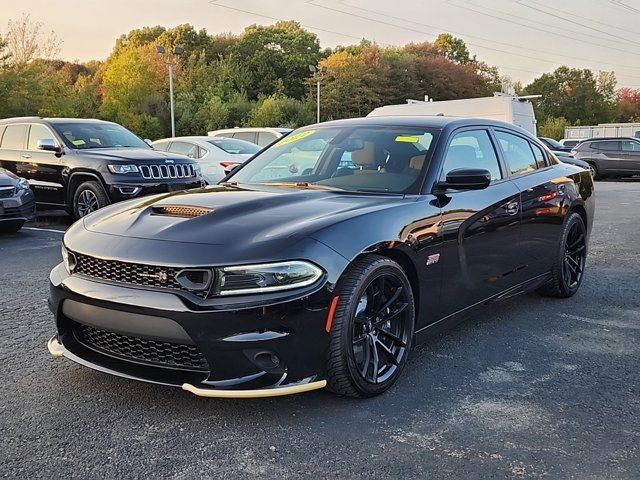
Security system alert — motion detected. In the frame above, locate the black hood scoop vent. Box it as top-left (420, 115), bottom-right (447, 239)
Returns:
top-left (150, 205), bottom-right (213, 218)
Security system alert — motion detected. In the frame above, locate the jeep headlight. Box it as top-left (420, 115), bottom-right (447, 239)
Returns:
top-left (217, 261), bottom-right (323, 296)
top-left (108, 164), bottom-right (139, 174)
top-left (61, 244), bottom-right (76, 273)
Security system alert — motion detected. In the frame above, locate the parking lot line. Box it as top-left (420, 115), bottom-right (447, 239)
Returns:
top-left (22, 227), bottom-right (65, 234)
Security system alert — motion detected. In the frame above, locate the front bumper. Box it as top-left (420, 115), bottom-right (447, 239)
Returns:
top-left (0, 189), bottom-right (36, 223)
top-left (48, 262), bottom-right (336, 397)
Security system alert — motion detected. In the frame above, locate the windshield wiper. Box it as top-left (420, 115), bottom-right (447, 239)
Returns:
top-left (254, 182), bottom-right (345, 191)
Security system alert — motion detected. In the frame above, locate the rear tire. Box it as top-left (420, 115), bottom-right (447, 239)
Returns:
top-left (72, 181), bottom-right (110, 220)
top-left (586, 162), bottom-right (600, 180)
top-left (0, 221), bottom-right (24, 233)
top-left (326, 255), bottom-right (415, 397)
top-left (537, 213), bottom-right (587, 298)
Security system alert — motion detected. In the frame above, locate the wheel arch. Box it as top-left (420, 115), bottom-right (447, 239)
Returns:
top-left (67, 171), bottom-right (109, 205)
top-left (569, 202), bottom-right (588, 230)
top-left (351, 244), bottom-right (421, 324)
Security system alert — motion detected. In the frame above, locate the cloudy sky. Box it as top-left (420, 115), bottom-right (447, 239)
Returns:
top-left (2, 0), bottom-right (640, 88)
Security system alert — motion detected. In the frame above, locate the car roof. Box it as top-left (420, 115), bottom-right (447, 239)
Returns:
top-left (154, 136), bottom-right (228, 143)
top-left (581, 137), bottom-right (638, 142)
top-left (308, 115), bottom-right (533, 135)
top-left (0, 117), bottom-right (118, 126)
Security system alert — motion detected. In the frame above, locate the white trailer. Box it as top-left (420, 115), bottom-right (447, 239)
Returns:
top-left (564, 123), bottom-right (640, 140)
top-left (368, 94), bottom-right (539, 135)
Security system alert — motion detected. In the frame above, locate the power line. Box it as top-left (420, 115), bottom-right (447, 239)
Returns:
top-left (307, 0), bottom-right (640, 82)
top-left (446, 0), bottom-right (640, 60)
top-left (515, 0), bottom-right (640, 47)
top-left (338, 0), bottom-right (640, 73)
top-left (207, 0), bottom-right (362, 41)
top-left (610, 0), bottom-right (640, 15)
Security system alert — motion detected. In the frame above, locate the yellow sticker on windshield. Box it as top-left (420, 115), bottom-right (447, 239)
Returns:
top-left (395, 135), bottom-right (420, 143)
top-left (274, 130), bottom-right (315, 147)
top-left (72, 139), bottom-right (86, 146)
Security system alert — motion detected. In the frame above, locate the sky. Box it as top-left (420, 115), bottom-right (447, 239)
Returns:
top-left (2, 0), bottom-right (640, 88)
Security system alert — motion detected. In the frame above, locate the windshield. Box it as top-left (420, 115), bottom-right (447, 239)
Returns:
top-left (229, 126), bottom-right (437, 194)
top-left (207, 138), bottom-right (260, 155)
top-left (53, 122), bottom-right (149, 149)
top-left (542, 137), bottom-right (564, 149)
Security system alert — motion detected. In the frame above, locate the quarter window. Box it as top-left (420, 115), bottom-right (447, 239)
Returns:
top-left (442, 130), bottom-right (502, 181)
top-left (28, 124), bottom-right (56, 150)
top-left (495, 131), bottom-right (537, 176)
top-left (234, 132), bottom-right (257, 144)
top-left (530, 143), bottom-right (547, 168)
top-left (1, 124), bottom-right (28, 150)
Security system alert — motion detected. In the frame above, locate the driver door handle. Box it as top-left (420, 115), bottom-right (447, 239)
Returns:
top-left (21, 154), bottom-right (32, 159)
top-left (505, 201), bottom-right (519, 216)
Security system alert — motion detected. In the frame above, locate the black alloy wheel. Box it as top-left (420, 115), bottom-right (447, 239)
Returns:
top-left (326, 255), bottom-right (415, 397)
top-left (538, 212), bottom-right (587, 298)
top-left (73, 181), bottom-right (110, 219)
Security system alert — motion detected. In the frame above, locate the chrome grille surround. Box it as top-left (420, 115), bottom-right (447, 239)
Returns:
top-left (0, 186), bottom-right (15, 198)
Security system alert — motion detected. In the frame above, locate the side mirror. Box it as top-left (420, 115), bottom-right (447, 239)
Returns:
top-left (439, 168), bottom-right (491, 191)
top-left (144, 139), bottom-right (153, 147)
top-left (37, 138), bottom-right (61, 153)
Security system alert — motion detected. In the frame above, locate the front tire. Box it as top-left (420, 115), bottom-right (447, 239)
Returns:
top-left (0, 221), bottom-right (25, 233)
top-left (326, 255), bottom-right (415, 397)
top-left (537, 212), bottom-right (587, 298)
top-left (72, 181), bottom-right (110, 219)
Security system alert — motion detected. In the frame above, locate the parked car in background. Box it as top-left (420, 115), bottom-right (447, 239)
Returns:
top-left (571, 137), bottom-right (640, 179)
top-left (0, 167), bottom-right (35, 232)
top-left (560, 138), bottom-right (586, 149)
top-left (0, 117), bottom-right (203, 219)
top-left (208, 127), bottom-right (293, 147)
top-left (153, 136), bottom-right (260, 184)
top-left (550, 150), bottom-right (591, 174)
top-left (539, 137), bottom-right (571, 152)
top-left (48, 116), bottom-right (594, 399)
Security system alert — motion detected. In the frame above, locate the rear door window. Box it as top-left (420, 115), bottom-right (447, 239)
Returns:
top-left (257, 132), bottom-right (277, 146)
top-left (442, 130), bottom-right (502, 181)
top-left (495, 131), bottom-right (537, 176)
top-left (621, 140), bottom-right (640, 152)
top-left (168, 141), bottom-right (198, 158)
top-left (1, 124), bottom-right (28, 150)
top-left (234, 132), bottom-right (257, 144)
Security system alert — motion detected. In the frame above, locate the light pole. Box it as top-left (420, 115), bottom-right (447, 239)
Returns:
top-left (309, 64), bottom-right (327, 123)
top-left (157, 45), bottom-right (184, 137)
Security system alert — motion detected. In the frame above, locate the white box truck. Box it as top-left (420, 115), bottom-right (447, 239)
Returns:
top-left (368, 93), bottom-right (539, 135)
top-left (564, 123), bottom-right (640, 140)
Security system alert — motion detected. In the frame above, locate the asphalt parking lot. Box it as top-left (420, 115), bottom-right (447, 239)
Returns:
top-left (1, 181), bottom-right (639, 479)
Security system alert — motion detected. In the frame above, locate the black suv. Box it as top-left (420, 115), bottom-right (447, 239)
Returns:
top-left (572, 137), bottom-right (640, 180)
top-left (0, 117), bottom-right (203, 218)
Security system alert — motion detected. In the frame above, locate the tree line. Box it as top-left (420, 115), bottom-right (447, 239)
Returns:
top-left (1, 15), bottom-right (639, 140)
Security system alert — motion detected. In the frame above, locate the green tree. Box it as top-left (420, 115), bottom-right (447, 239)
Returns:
top-left (524, 67), bottom-right (617, 125)
top-left (230, 21), bottom-right (321, 100)
top-left (538, 117), bottom-right (569, 139)
top-left (617, 88), bottom-right (640, 122)
top-left (434, 33), bottom-right (471, 64)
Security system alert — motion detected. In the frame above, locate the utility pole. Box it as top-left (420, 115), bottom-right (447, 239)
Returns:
top-left (157, 45), bottom-right (184, 137)
top-left (309, 64), bottom-right (327, 123)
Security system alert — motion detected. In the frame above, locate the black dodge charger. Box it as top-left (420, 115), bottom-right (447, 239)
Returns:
top-left (48, 117), bottom-right (594, 398)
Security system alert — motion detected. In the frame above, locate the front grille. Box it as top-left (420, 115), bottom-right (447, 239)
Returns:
top-left (73, 253), bottom-right (209, 298)
top-left (0, 186), bottom-right (15, 199)
top-left (74, 323), bottom-right (209, 371)
top-left (139, 163), bottom-right (196, 180)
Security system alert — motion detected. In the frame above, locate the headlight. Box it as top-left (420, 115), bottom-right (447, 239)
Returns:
top-left (108, 164), bottom-right (139, 174)
top-left (61, 244), bottom-right (76, 273)
top-left (217, 261), bottom-right (323, 296)
top-left (17, 178), bottom-right (29, 190)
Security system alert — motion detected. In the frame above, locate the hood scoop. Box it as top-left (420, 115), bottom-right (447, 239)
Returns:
top-left (150, 205), bottom-right (213, 218)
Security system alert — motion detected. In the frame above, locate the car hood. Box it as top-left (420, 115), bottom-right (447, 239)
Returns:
top-left (82, 184), bottom-right (410, 246)
top-left (0, 167), bottom-right (18, 185)
top-left (73, 147), bottom-right (195, 163)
